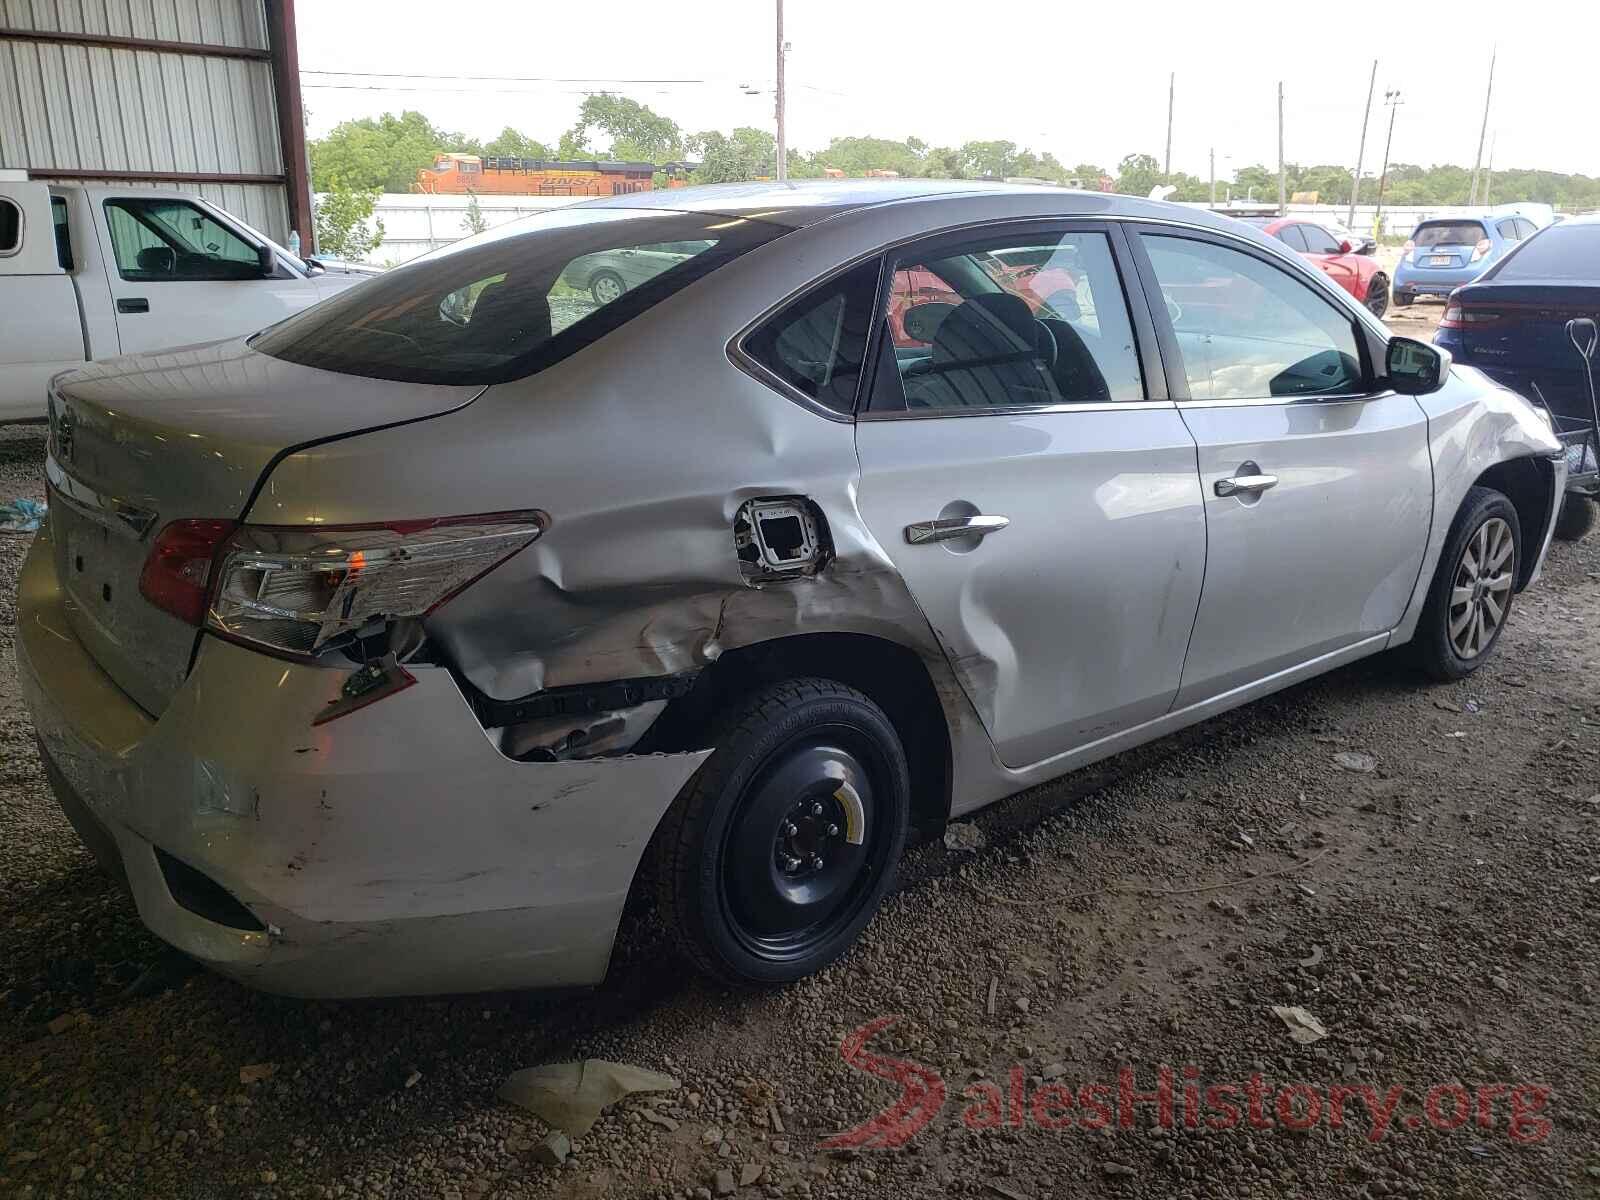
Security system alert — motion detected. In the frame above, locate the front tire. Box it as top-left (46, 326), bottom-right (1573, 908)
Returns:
top-left (1554, 493), bottom-right (1595, 541)
top-left (1365, 274), bottom-right (1390, 318)
top-left (654, 679), bottom-right (910, 987)
top-left (589, 271), bottom-right (625, 305)
top-left (1414, 486), bottom-right (1520, 681)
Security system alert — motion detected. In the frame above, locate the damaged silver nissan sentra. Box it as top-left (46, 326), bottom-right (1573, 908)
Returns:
top-left (17, 181), bottom-right (1566, 997)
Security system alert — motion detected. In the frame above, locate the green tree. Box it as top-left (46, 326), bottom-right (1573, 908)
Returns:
top-left (309, 110), bottom-right (466, 193)
top-left (688, 127), bottom-right (777, 182)
top-left (564, 94), bottom-right (682, 163)
top-left (1114, 153), bottom-right (1164, 197)
top-left (314, 182), bottom-right (385, 261)
top-left (482, 127), bottom-right (551, 160)
top-left (463, 191), bottom-right (488, 235)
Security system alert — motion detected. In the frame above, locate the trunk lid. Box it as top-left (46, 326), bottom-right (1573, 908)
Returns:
top-left (45, 338), bottom-right (482, 716)
top-left (1451, 283), bottom-right (1600, 402)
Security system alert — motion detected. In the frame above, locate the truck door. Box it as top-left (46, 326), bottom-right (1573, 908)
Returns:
top-left (0, 180), bottom-right (87, 420)
top-left (91, 192), bottom-right (316, 354)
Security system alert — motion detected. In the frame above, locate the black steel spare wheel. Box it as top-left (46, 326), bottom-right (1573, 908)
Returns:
top-left (654, 678), bottom-right (910, 986)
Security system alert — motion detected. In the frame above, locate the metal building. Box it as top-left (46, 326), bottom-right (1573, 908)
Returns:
top-left (0, 0), bottom-right (310, 245)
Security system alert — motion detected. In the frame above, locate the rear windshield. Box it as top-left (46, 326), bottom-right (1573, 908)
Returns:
top-left (1493, 224), bottom-right (1600, 281)
top-left (252, 209), bottom-right (786, 384)
top-left (1413, 221), bottom-right (1486, 247)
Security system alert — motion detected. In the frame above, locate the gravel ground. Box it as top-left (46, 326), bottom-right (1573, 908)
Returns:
top-left (4, 309), bottom-right (1599, 1198)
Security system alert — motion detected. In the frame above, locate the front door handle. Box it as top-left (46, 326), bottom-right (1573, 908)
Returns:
top-left (116, 297), bottom-right (149, 314)
top-left (1215, 468), bottom-right (1278, 498)
top-left (905, 514), bottom-right (1011, 545)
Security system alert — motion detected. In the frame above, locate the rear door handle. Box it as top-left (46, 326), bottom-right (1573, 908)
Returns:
top-left (116, 297), bottom-right (149, 314)
top-left (905, 514), bottom-right (1010, 544)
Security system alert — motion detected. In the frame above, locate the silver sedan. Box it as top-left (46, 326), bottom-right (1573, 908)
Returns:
top-left (19, 181), bottom-right (1565, 997)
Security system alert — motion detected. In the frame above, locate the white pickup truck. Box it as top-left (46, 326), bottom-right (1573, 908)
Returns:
top-left (0, 175), bottom-right (375, 421)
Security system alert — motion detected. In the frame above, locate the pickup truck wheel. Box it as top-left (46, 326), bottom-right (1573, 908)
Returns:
top-left (1554, 494), bottom-right (1596, 541)
top-left (589, 271), bottom-right (625, 305)
top-left (1364, 274), bottom-right (1390, 318)
top-left (1414, 486), bottom-right (1520, 681)
top-left (654, 678), bottom-right (909, 987)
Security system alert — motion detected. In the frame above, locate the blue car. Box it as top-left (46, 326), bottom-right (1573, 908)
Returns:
top-left (1393, 215), bottom-right (1537, 306)
top-left (1435, 216), bottom-right (1600, 538)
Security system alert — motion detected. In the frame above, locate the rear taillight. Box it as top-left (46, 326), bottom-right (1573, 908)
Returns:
top-left (140, 511), bottom-right (547, 656)
top-left (1439, 305), bottom-right (1504, 330)
top-left (1471, 238), bottom-right (1492, 262)
top-left (1402, 239), bottom-right (1415, 263)
top-left (139, 519), bottom-right (238, 626)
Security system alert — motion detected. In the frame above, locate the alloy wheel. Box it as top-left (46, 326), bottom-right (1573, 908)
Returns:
top-left (591, 274), bottom-right (624, 304)
top-left (1365, 276), bottom-right (1390, 318)
top-left (1448, 516), bottom-right (1514, 659)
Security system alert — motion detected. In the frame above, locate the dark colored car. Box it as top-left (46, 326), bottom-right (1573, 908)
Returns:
top-left (1435, 216), bottom-right (1600, 538)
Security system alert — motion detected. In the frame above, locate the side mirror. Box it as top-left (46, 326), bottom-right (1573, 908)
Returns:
top-left (1387, 337), bottom-right (1451, 395)
top-left (1338, 239), bottom-right (1353, 255)
top-left (257, 244), bottom-right (277, 276)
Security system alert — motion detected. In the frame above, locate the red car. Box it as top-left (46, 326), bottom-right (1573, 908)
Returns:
top-left (1242, 217), bottom-right (1390, 318)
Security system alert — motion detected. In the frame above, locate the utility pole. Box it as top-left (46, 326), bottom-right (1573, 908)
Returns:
top-left (1165, 72), bottom-right (1174, 177)
top-left (1374, 88), bottom-right (1402, 241)
top-left (1467, 46), bottom-right (1496, 205)
top-left (1209, 146), bottom-right (1215, 206)
top-left (1484, 130), bottom-right (1497, 206)
top-left (1277, 81), bottom-right (1286, 217)
top-left (1348, 59), bottom-right (1377, 227)
top-left (774, 0), bottom-right (787, 182)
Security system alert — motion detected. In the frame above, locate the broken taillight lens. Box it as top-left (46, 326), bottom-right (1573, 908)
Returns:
top-left (139, 519), bottom-right (239, 627)
top-left (142, 511), bottom-right (546, 656)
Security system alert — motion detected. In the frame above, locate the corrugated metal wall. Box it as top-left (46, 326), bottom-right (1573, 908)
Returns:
top-left (0, 0), bottom-right (290, 240)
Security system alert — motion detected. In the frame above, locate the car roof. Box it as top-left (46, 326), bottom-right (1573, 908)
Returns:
top-left (572, 178), bottom-right (1270, 235)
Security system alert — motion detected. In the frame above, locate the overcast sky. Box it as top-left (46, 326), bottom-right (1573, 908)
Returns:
top-left (296, 0), bottom-right (1596, 179)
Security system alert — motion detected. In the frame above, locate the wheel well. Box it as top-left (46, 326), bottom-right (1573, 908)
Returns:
top-left (642, 633), bottom-right (953, 837)
top-left (1473, 456), bottom-right (1554, 588)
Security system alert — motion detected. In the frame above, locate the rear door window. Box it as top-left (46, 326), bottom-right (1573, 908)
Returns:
top-left (1496, 219), bottom-right (1523, 242)
top-left (872, 227), bottom-right (1146, 412)
top-left (1276, 225), bottom-right (1309, 252)
top-left (254, 210), bottom-right (786, 385)
top-left (51, 195), bottom-right (72, 269)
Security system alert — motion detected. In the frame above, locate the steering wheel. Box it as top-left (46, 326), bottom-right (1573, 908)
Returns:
top-left (1164, 292), bottom-right (1184, 324)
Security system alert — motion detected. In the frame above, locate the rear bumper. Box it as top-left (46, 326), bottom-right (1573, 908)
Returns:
top-left (1394, 263), bottom-right (1487, 295)
top-left (15, 524), bottom-right (709, 997)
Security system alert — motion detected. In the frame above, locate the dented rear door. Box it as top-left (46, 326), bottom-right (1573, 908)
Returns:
top-left (854, 222), bottom-right (1207, 769)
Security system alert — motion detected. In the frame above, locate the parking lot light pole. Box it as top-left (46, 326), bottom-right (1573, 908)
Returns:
top-left (1348, 59), bottom-right (1377, 228)
top-left (775, 0), bottom-right (787, 183)
top-left (1277, 82), bottom-right (1286, 217)
top-left (1374, 88), bottom-right (1402, 242)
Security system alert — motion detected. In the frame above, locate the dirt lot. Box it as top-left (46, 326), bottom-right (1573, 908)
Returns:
top-left (3, 304), bottom-right (1598, 1199)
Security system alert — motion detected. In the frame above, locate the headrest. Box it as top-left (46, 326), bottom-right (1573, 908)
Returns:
top-left (931, 292), bottom-right (1037, 365)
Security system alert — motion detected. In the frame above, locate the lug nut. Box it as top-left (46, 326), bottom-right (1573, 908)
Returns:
top-left (784, 821), bottom-right (797, 836)
top-left (811, 856), bottom-right (824, 870)
top-left (811, 801), bottom-right (824, 816)
top-left (826, 823), bottom-right (840, 837)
